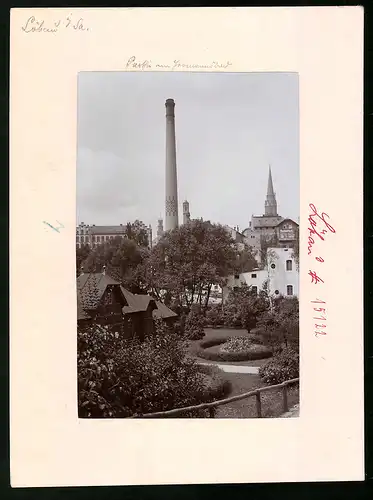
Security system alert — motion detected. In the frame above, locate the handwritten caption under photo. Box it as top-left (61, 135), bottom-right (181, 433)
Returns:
top-left (21, 14), bottom-right (89, 33)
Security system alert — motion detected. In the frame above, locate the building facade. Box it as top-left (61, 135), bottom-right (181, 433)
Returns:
top-left (76, 222), bottom-right (128, 248)
top-left (224, 247), bottom-right (299, 299)
top-left (241, 166), bottom-right (298, 262)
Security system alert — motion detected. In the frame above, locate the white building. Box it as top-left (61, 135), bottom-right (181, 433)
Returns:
top-left (224, 247), bottom-right (299, 299)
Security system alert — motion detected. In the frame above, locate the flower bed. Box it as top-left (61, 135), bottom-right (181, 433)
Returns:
top-left (195, 336), bottom-right (272, 362)
top-left (220, 337), bottom-right (264, 354)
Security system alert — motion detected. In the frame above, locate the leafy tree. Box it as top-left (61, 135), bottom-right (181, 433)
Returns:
top-left (125, 220), bottom-right (149, 247)
top-left (82, 236), bottom-right (148, 293)
top-left (206, 304), bottom-right (224, 327)
top-left (224, 283), bottom-right (270, 332)
top-left (257, 295), bottom-right (299, 350)
top-left (291, 226), bottom-right (300, 269)
top-left (143, 219), bottom-right (237, 311)
top-left (233, 243), bottom-right (258, 274)
top-left (184, 305), bottom-right (206, 340)
top-left (259, 233), bottom-right (279, 265)
top-left (76, 244), bottom-right (91, 276)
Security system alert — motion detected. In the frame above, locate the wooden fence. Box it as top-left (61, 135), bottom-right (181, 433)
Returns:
top-left (131, 378), bottom-right (299, 419)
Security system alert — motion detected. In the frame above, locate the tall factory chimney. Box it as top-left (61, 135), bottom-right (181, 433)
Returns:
top-left (165, 98), bottom-right (179, 231)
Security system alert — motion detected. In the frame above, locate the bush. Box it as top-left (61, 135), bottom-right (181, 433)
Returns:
top-left (223, 284), bottom-right (270, 332)
top-left (205, 304), bottom-right (224, 327)
top-left (257, 297), bottom-right (299, 350)
top-left (195, 336), bottom-right (272, 362)
top-left (184, 306), bottom-right (206, 340)
top-left (197, 364), bottom-right (232, 402)
top-left (78, 321), bottom-right (220, 418)
top-left (259, 346), bottom-right (299, 385)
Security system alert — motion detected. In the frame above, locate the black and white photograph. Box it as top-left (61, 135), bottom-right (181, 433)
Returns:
top-left (76, 71), bottom-right (300, 419)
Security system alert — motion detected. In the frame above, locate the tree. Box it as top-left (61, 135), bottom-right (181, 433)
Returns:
top-left (143, 219), bottom-right (237, 311)
top-left (81, 236), bottom-right (148, 293)
top-left (257, 295), bottom-right (299, 350)
top-left (125, 220), bottom-right (149, 247)
top-left (291, 226), bottom-right (300, 270)
top-left (233, 243), bottom-right (257, 274)
top-left (259, 233), bottom-right (279, 265)
top-left (224, 283), bottom-right (270, 332)
top-left (76, 244), bottom-right (91, 276)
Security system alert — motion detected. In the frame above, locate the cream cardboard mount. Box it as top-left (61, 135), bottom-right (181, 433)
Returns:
top-left (10, 7), bottom-right (364, 487)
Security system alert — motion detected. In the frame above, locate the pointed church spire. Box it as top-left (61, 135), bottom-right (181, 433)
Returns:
top-left (267, 165), bottom-right (275, 197)
top-left (264, 165), bottom-right (278, 216)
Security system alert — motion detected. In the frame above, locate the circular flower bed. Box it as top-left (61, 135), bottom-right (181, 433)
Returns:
top-left (195, 336), bottom-right (272, 362)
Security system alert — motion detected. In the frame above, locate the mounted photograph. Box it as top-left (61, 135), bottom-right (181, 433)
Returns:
top-left (76, 71), bottom-right (300, 419)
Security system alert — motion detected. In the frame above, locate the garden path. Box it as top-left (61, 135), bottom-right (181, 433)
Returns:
top-left (197, 360), bottom-right (259, 374)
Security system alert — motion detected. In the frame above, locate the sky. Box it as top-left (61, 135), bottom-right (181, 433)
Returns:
top-left (77, 71), bottom-right (299, 232)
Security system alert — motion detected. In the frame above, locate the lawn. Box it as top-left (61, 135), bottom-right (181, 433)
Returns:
top-left (188, 328), bottom-right (299, 418)
top-left (214, 372), bottom-right (299, 418)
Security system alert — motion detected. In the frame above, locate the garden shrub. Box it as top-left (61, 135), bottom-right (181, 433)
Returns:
top-left (205, 304), bottom-right (224, 327)
top-left (257, 296), bottom-right (299, 350)
top-left (199, 336), bottom-right (230, 349)
top-left (78, 321), bottom-right (222, 418)
top-left (223, 284), bottom-right (270, 332)
top-left (197, 364), bottom-right (232, 401)
top-left (184, 306), bottom-right (206, 340)
top-left (259, 346), bottom-right (299, 385)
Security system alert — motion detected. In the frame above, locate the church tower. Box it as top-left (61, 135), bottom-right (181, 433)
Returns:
top-left (157, 218), bottom-right (164, 239)
top-left (183, 200), bottom-right (191, 224)
top-left (264, 165), bottom-right (278, 216)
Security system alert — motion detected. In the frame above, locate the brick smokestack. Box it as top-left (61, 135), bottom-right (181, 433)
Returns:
top-left (165, 98), bottom-right (179, 231)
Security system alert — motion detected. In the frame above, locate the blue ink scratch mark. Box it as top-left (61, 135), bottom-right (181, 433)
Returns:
top-left (43, 220), bottom-right (65, 233)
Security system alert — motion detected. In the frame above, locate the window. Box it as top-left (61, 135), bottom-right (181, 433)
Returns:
top-left (233, 286), bottom-right (239, 292)
top-left (286, 260), bottom-right (292, 271)
top-left (234, 274), bottom-right (240, 279)
top-left (251, 273), bottom-right (257, 278)
top-left (214, 285), bottom-right (219, 290)
top-left (275, 290), bottom-right (279, 295)
top-left (251, 286), bottom-right (258, 295)
top-left (287, 285), bottom-right (293, 296)
top-left (271, 263), bottom-right (276, 269)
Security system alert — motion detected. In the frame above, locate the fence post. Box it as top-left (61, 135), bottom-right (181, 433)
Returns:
top-left (282, 383), bottom-right (288, 413)
top-left (255, 391), bottom-right (262, 418)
